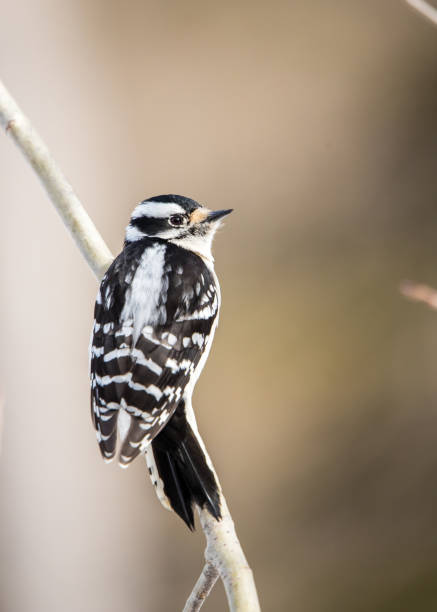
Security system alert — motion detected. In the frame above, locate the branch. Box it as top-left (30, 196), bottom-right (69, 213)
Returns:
top-left (183, 563), bottom-right (219, 612)
top-left (198, 501), bottom-right (260, 611)
top-left (0, 80), bottom-right (113, 281)
top-left (400, 280), bottom-right (437, 309)
top-left (183, 502), bottom-right (260, 612)
top-left (405, 0), bottom-right (437, 26)
top-left (183, 408), bottom-right (260, 610)
top-left (0, 78), bottom-right (260, 612)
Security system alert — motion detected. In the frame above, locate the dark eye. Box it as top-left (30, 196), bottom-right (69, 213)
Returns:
top-left (169, 214), bottom-right (186, 227)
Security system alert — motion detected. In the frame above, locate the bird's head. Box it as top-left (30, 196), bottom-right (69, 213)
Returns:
top-left (125, 195), bottom-right (233, 261)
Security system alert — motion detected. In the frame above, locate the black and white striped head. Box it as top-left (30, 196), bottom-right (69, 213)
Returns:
top-left (125, 195), bottom-right (232, 260)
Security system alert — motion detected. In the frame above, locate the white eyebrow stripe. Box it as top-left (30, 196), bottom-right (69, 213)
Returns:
top-left (131, 202), bottom-right (185, 219)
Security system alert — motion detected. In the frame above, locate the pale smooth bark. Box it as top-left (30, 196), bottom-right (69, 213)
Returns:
top-left (0, 78), bottom-right (260, 611)
top-left (400, 280), bottom-right (437, 310)
top-left (182, 564), bottom-right (219, 612)
top-left (0, 80), bottom-right (113, 280)
top-left (405, 0), bottom-right (437, 26)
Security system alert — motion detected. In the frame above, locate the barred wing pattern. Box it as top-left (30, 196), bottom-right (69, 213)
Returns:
top-left (90, 239), bottom-right (219, 466)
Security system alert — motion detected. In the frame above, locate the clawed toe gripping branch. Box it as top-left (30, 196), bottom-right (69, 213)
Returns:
top-left (0, 79), bottom-right (260, 611)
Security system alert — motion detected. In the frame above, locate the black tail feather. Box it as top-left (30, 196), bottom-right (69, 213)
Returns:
top-left (165, 450), bottom-right (194, 529)
top-left (151, 410), bottom-right (221, 529)
top-left (180, 440), bottom-right (221, 520)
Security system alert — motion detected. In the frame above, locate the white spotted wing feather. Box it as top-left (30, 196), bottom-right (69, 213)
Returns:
top-left (90, 240), bottom-right (219, 467)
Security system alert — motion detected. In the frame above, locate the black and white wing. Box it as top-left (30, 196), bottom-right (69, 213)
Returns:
top-left (90, 240), bottom-right (219, 466)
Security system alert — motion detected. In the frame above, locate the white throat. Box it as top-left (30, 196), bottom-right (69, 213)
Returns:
top-left (170, 232), bottom-right (215, 264)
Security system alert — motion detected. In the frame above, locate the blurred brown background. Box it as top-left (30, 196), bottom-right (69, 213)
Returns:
top-left (2, 1), bottom-right (437, 610)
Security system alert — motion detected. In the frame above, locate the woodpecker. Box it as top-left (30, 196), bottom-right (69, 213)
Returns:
top-left (90, 195), bottom-right (232, 529)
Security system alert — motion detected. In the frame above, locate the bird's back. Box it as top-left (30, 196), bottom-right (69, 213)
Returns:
top-left (90, 238), bottom-right (220, 466)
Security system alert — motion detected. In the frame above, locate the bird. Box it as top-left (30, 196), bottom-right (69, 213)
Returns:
top-left (90, 194), bottom-right (233, 529)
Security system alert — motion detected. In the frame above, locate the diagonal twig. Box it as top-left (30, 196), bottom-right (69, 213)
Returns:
top-left (400, 280), bottom-right (437, 309)
top-left (183, 563), bottom-right (219, 612)
top-left (405, 0), bottom-right (437, 26)
top-left (0, 81), bottom-right (113, 280)
top-left (0, 77), bottom-right (260, 612)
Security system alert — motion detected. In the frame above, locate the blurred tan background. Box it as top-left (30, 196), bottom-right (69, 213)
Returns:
top-left (2, 0), bottom-right (437, 610)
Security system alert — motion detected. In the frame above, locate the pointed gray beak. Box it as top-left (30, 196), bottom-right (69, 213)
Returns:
top-left (204, 209), bottom-right (233, 223)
